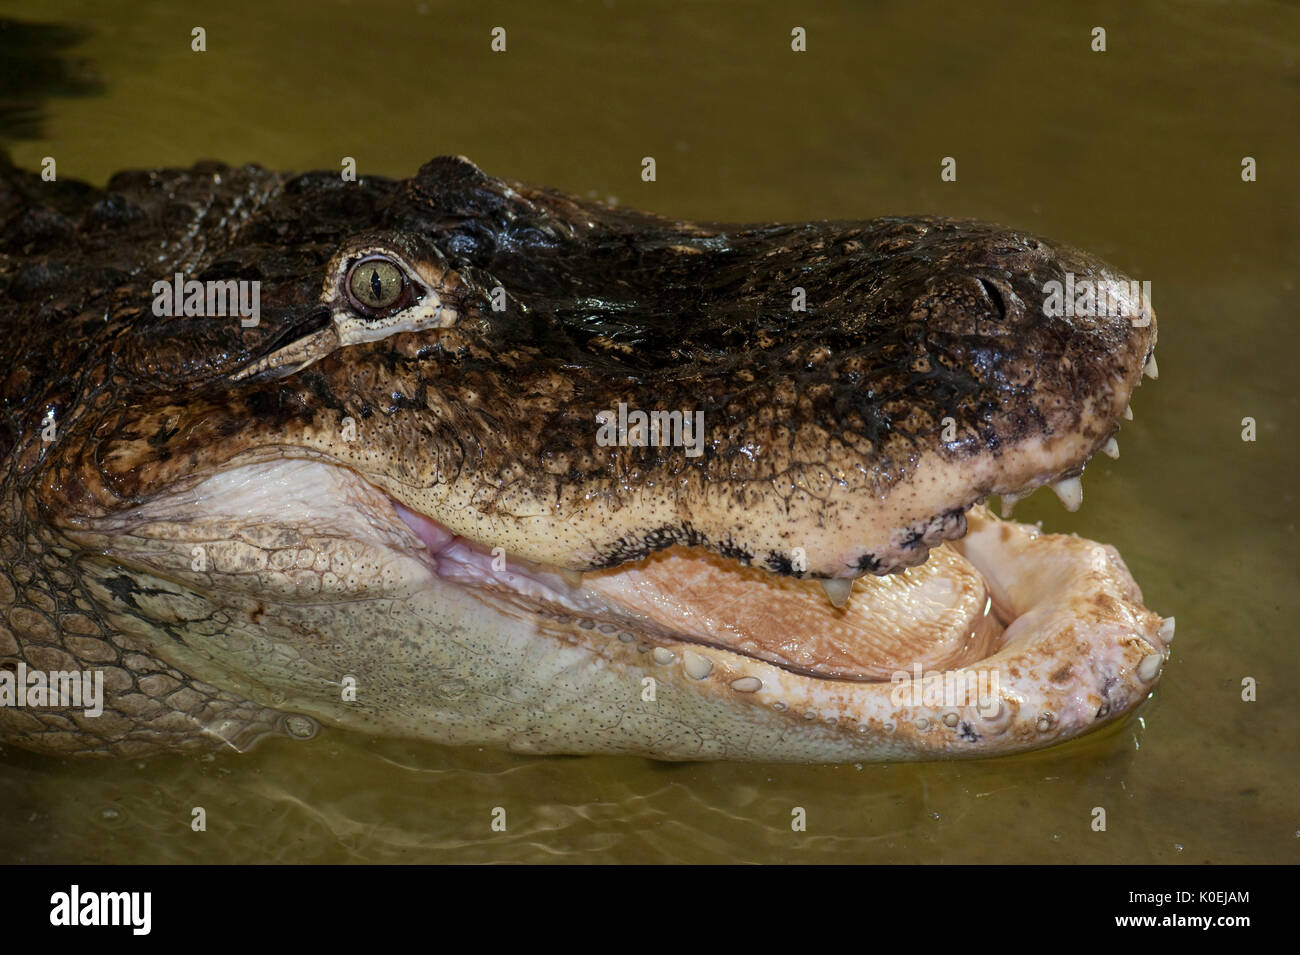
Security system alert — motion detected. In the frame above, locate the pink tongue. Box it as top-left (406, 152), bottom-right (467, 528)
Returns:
top-left (391, 499), bottom-right (579, 599)
top-left (392, 500), bottom-right (457, 554)
top-left (583, 545), bottom-right (1004, 681)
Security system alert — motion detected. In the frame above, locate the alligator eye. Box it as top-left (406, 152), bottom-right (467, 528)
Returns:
top-left (346, 258), bottom-right (407, 312)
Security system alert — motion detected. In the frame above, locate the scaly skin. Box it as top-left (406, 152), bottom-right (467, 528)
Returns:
top-left (0, 156), bottom-right (1165, 758)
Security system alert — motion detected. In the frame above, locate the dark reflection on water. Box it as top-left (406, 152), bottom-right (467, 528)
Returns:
top-left (0, 18), bottom-right (101, 143)
top-left (0, 0), bottom-right (1297, 863)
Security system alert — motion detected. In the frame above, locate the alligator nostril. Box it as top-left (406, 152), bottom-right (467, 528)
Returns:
top-left (977, 278), bottom-right (1006, 319)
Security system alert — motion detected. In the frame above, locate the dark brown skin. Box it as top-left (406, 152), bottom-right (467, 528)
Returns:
top-left (0, 156), bottom-right (1155, 757)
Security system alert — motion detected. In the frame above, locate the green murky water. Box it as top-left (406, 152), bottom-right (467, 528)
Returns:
top-left (0, 0), bottom-right (1296, 863)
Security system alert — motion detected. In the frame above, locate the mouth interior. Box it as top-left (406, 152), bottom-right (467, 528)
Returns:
top-left (392, 499), bottom-right (1011, 683)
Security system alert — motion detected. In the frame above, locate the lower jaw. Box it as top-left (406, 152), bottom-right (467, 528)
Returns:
top-left (392, 498), bottom-right (1174, 759)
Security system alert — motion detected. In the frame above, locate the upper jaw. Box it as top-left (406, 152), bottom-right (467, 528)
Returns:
top-left (345, 224), bottom-right (1157, 586)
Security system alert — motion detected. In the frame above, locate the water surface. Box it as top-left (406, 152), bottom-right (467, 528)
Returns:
top-left (1, 0), bottom-right (1296, 863)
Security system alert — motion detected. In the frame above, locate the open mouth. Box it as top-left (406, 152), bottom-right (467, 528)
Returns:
top-left (389, 451), bottom-right (1173, 756)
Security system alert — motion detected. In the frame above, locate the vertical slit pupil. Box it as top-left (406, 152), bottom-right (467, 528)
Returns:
top-left (369, 268), bottom-right (383, 302)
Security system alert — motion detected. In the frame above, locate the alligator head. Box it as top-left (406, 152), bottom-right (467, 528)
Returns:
top-left (0, 155), bottom-right (1170, 759)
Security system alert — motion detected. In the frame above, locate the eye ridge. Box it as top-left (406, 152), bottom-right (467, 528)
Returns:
top-left (345, 255), bottom-right (410, 315)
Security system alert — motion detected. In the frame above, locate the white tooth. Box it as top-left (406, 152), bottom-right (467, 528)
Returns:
top-left (1123, 404), bottom-right (1133, 420)
top-left (1102, 437), bottom-right (1120, 459)
top-left (682, 650), bottom-right (713, 680)
top-left (999, 491), bottom-right (1027, 518)
top-left (1050, 476), bottom-right (1083, 512)
top-left (560, 568), bottom-right (584, 587)
top-left (1144, 354), bottom-right (1159, 379)
top-left (1157, 617), bottom-right (1176, 644)
top-left (652, 647), bottom-right (676, 665)
top-left (1137, 652), bottom-right (1164, 682)
top-left (730, 677), bottom-right (763, 693)
top-left (819, 578), bottom-right (853, 609)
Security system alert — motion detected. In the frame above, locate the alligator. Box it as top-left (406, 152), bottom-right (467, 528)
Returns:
top-left (0, 155), bottom-right (1171, 760)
